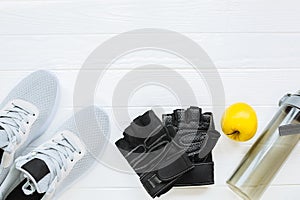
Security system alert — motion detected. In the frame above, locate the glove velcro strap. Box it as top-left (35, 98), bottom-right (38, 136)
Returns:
top-left (140, 154), bottom-right (193, 198)
top-left (174, 161), bottom-right (214, 186)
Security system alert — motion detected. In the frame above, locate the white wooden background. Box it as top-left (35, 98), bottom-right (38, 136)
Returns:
top-left (1, 0), bottom-right (300, 199)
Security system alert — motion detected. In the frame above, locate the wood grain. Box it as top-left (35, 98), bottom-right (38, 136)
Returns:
top-left (0, 33), bottom-right (300, 70)
top-left (0, 0), bottom-right (299, 34)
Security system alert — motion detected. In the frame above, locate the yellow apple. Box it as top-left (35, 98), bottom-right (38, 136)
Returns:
top-left (221, 103), bottom-right (258, 142)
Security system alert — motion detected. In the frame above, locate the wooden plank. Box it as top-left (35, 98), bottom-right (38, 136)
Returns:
top-left (59, 186), bottom-right (300, 200)
top-left (0, 33), bottom-right (300, 70)
top-left (0, 69), bottom-right (297, 107)
top-left (60, 187), bottom-right (240, 200)
top-left (0, 0), bottom-right (299, 34)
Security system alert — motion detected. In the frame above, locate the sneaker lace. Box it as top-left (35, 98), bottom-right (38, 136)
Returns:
top-left (21, 133), bottom-right (82, 194)
top-left (0, 102), bottom-right (34, 152)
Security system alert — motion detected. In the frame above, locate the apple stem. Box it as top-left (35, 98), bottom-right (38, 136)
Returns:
top-left (227, 131), bottom-right (240, 135)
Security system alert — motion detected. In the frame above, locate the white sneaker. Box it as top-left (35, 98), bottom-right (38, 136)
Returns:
top-left (0, 70), bottom-right (59, 185)
top-left (1, 106), bottom-right (109, 200)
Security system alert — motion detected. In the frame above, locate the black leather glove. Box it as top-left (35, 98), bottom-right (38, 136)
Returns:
top-left (115, 110), bottom-right (194, 198)
top-left (162, 106), bottom-right (220, 186)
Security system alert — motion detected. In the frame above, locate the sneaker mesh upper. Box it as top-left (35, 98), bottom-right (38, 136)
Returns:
top-left (0, 70), bottom-right (59, 184)
top-left (52, 106), bottom-right (110, 198)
